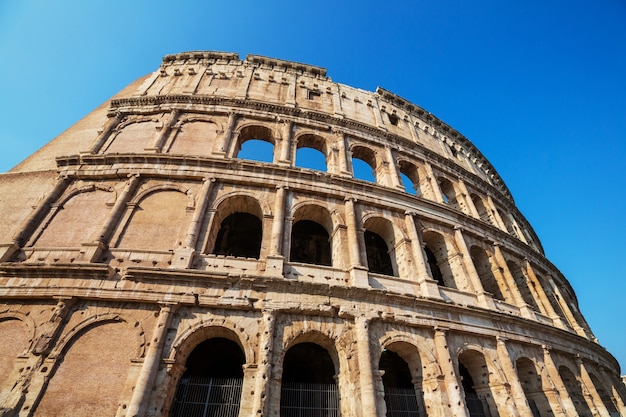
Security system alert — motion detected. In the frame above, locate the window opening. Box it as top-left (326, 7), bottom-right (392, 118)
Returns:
top-left (295, 147), bottom-right (327, 172)
top-left (281, 343), bottom-right (339, 417)
top-left (171, 338), bottom-right (245, 417)
top-left (388, 113), bottom-right (399, 126)
top-left (379, 350), bottom-right (421, 417)
top-left (398, 161), bottom-right (422, 196)
top-left (458, 363), bottom-right (489, 417)
top-left (213, 212), bottom-right (262, 258)
top-left (290, 220), bottom-right (331, 266)
top-left (424, 247), bottom-right (444, 286)
top-left (515, 358), bottom-right (553, 417)
top-left (448, 144), bottom-right (459, 158)
top-left (470, 247), bottom-right (505, 301)
top-left (364, 231), bottom-right (394, 276)
top-left (237, 139), bottom-right (274, 163)
top-left (507, 261), bottom-right (540, 311)
top-left (559, 367), bottom-right (593, 417)
top-left (308, 90), bottom-right (322, 100)
top-left (352, 157), bottom-right (376, 183)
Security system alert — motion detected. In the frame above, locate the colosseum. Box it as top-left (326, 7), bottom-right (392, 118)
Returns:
top-left (0, 51), bottom-right (623, 417)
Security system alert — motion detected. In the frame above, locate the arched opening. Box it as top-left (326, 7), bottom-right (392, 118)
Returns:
top-left (398, 161), bottom-right (422, 196)
top-left (213, 213), bottom-right (262, 258)
top-left (424, 247), bottom-right (444, 286)
top-left (281, 342), bottom-right (339, 417)
top-left (296, 134), bottom-right (328, 171)
top-left (588, 372), bottom-right (621, 416)
top-left (236, 125), bottom-right (275, 163)
top-left (470, 193), bottom-right (492, 224)
top-left (558, 366), bottom-right (593, 417)
top-left (379, 350), bottom-right (422, 417)
top-left (516, 357), bottom-right (553, 417)
top-left (458, 350), bottom-right (499, 417)
top-left (422, 231), bottom-right (455, 288)
top-left (438, 177), bottom-right (459, 210)
top-left (365, 231), bottom-right (394, 276)
top-left (290, 220), bottom-right (331, 266)
top-left (171, 338), bottom-right (245, 417)
top-left (470, 246), bottom-right (505, 301)
top-left (351, 146), bottom-right (378, 183)
top-left (507, 261), bottom-right (540, 310)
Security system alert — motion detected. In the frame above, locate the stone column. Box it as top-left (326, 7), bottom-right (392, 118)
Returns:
top-left (384, 145), bottom-right (403, 190)
top-left (404, 212), bottom-right (440, 299)
top-left (492, 244), bottom-right (534, 319)
top-left (432, 329), bottom-right (467, 417)
top-left (495, 337), bottom-right (533, 417)
top-left (453, 227), bottom-right (494, 309)
top-left (148, 109), bottom-right (179, 152)
top-left (126, 304), bottom-right (176, 417)
top-left (266, 185), bottom-right (287, 276)
top-left (171, 178), bottom-right (215, 268)
top-left (542, 346), bottom-right (578, 417)
top-left (424, 163), bottom-right (445, 204)
top-left (523, 260), bottom-right (564, 325)
top-left (85, 113), bottom-right (123, 154)
top-left (355, 316), bottom-right (378, 417)
top-left (345, 197), bottom-right (368, 287)
top-left (0, 176), bottom-right (71, 262)
top-left (251, 311), bottom-right (276, 417)
top-left (84, 174), bottom-right (141, 262)
top-left (332, 129), bottom-right (352, 176)
top-left (213, 112), bottom-right (237, 156)
top-left (485, 195), bottom-right (507, 231)
top-left (456, 179), bottom-right (480, 218)
top-left (277, 119), bottom-right (293, 165)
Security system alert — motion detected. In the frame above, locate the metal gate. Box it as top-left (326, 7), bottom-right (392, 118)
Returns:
top-left (170, 376), bottom-right (243, 417)
top-left (280, 381), bottom-right (339, 417)
top-left (383, 386), bottom-right (420, 417)
top-left (465, 392), bottom-right (491, 417)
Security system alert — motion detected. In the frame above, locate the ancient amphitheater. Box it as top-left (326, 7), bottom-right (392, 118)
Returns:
top-left (0, 51), bottom-right (623, 417)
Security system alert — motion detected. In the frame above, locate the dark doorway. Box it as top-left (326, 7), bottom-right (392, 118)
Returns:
top-left (213, 212), bottom-right (262, 258)
top-left (379, 350), bottom-right (422, 417)
top-left (281, 342), bottom-right (339, 417)
top-left (171, 338), bottom-right (245, 417)
top-left (364, 231), bottom-right (394, 276)
top-left (290, 220), bottom-right (331, 266)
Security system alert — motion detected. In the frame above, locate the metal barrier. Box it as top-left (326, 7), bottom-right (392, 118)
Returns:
top-left (170, 376), bottom-right (243, 417)
top-left (280, 381), bottom-right (339, 417)
top-left (383, 386), bottom-right (420, 417)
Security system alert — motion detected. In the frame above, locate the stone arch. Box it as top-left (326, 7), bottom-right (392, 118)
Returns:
top-left (167, 116), bottom-right (221, 156)
top-left (515, 356), bottom-right (555, 417)
top-left (422, 229), bottom-right (457, 288)
top-left (49, 312), bottom-right (144, 359)
top-left (34, 318), bottom-right (139, 417)
top-left (0, 315), bottom-right (34, 394)
top-left (456, 346), bottom-right (507, 417)
top-left (104, 117), bottom-right (161, 154)
top-left (469, 245), bottom-right (505, 301)
top-left (114, 188), bottom-right (192, 251)
top-left (34, 186), bottom-right (114, 247)
top-left (558, 365), bottom-right (594, 417)
top-left (234, 124), bottom-right (275, 162)
top-left (362, 215), bottom-right (399, 276)
top-left (205, 193), bottom-right (265, 258)
top-left (378, 332), bottom-right (442, 380)
top-left (294, 132), bottom-right (330, 172)
top-left (587, 370), bottom-right (623, 416)
top-left (437, 175), bottom-right (461, 210)
top-left (350, 144), bottom-right (381, 183)
top-left (470, 193), bottom-right (492, 224)
top-left (290, 203), bottom-right (334, 266)
top-left (397, 158), bottom-right (426, 197)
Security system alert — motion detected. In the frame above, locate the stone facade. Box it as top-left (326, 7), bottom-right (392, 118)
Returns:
top-left (0, 51), bottom-right (623, 417)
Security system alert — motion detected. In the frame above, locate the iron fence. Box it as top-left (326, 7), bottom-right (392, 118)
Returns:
top-left (170, 376), bottom-right (243, 417)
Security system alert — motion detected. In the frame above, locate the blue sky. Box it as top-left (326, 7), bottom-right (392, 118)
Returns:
top-left (1, 1), bottom-right (625, 372)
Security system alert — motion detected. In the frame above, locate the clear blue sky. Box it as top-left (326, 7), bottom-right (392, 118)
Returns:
top-left (1, 1), bottom-right (625, 372)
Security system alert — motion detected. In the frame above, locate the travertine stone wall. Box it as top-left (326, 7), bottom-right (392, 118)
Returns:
top-left (0, 51), bottom-right (623, 417)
